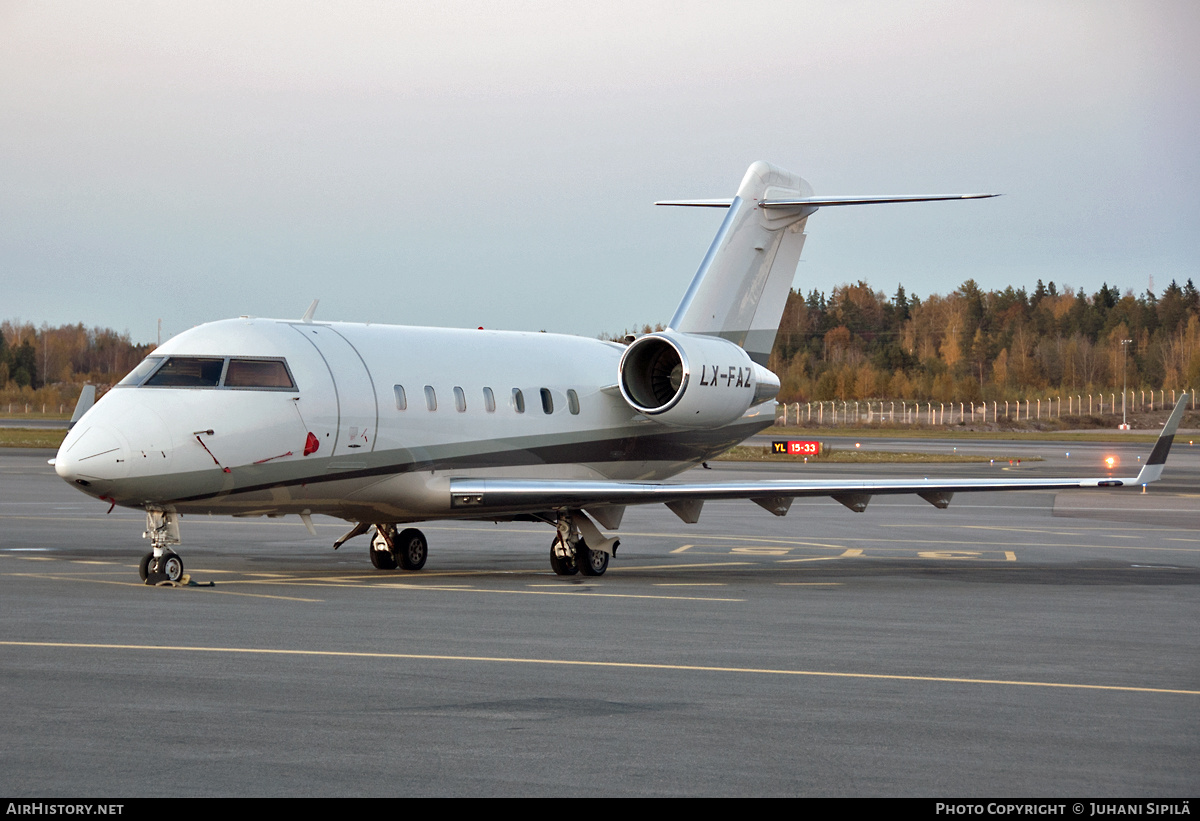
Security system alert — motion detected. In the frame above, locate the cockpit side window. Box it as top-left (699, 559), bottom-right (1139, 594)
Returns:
top-left (224, 359), bottom-right (296, 389)
top-left (117, 356), bottom-right (164, 387)
top-left (143, 357), bottom-right (225, 387)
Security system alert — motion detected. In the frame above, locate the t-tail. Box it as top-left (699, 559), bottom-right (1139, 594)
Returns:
top-left (659, 161), bottom-right (998, 366)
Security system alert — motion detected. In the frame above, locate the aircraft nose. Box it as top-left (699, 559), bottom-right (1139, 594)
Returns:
top-left (55, 424), bottom-right (131, 487)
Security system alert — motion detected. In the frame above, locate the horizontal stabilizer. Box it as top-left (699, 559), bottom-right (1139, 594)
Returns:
top-left (655, 198), bottom-right (736, 208)
top-left (762, 193), bottom-right (999, 208)
top-left (656, 194), bottom-right (999, 209)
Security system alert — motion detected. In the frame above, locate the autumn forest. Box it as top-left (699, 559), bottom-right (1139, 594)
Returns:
top-left (3, 277), bottom-right (1199, 413)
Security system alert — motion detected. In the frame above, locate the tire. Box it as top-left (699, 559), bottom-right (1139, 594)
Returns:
top-left (395, 528), bottom-right (428, 571)
top-left (160, 551), bottom-right (184, 583)
top-left (577, 541), bottom-right (608, 576)
top-left (549, 540), bottom-right (578, 576)
top-left (369, 548), bottom-right (397, 570)
top-left (139, 552), bottom-right (154, 582)
top-left (370, 528), bottom-right (398, 569)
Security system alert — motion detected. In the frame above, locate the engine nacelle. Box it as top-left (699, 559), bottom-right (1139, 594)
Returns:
top-left (618, 332), bottom-right (780, 428)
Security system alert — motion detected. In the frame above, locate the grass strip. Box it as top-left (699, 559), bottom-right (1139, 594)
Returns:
top-left (0, 428), bottom-right (67, 449)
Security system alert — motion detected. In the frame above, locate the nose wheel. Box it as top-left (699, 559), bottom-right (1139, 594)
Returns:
top-left (140, 510), bottom-right (185, 584)
top-left (139, 550), bottom-right (184, 584)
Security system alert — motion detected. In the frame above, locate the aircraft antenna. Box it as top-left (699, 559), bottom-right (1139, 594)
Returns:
top-left (302, 299), bottom-right (319, 323)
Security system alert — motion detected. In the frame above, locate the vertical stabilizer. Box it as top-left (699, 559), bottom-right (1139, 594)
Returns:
top-left (667, 161), bottom-right (813, 365)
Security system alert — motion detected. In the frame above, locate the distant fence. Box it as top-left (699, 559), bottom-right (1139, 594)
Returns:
top-left (777, 389), bottom-right (1196, 426)
top-left (4, 403), bottom-right (70, 415)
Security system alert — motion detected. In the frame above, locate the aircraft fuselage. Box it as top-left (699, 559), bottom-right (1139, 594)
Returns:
top-left (54, 318), bottom-right (775, 523)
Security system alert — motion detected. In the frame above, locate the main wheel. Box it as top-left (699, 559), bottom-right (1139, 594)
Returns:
top-left (370, 528), bottom-right (398, 569)
top-left (549, 539), bottom-right (578, 576)
top-left (160, 551), bottom-right (184, 583)
top-left (369, 528), bottom-right (398, 570)
top-left (577, 541), bottom-right (609, 576)
top-left (369, 546), bottom-right (397, 570)
top-left (395, 528), bottom-right (428, 571)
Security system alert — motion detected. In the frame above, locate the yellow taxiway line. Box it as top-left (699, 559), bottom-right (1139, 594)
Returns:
top-left (2, 640), bottom-right (1196, 697)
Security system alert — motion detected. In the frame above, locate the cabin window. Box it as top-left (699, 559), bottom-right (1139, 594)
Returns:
top-left (424, 385), bottom-right (437, 411)
top-left (453, 386), bottom-right (466, 413)
top-left (540, 388), bottom-right (554, 414)
top-left (394, 385), bottom-right (407, 410)
top-left (224, 359), bottom-right (295, 389)
top-left (117, 356), bottom-right (164, 387)
top-left (483, 387), bottom-right (496, 413)
top-left (511, 388), bottom-right (525, 413)
top-left (143, 357), bottom-right (225, 388)
top-left (567, 389), bottom-right (580, 415)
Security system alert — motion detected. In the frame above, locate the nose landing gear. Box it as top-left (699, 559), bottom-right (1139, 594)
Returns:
top-left (140, 509), bottom-right (184, 584)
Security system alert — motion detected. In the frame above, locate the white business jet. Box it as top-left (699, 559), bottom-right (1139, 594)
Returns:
top-left (52, 162), bottom-right (1189, 583)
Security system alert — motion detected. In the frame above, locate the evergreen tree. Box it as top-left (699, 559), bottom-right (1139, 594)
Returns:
top-left (893, 284), bottom-right (910, 321)
top-left (10, 341), bottom-right (36, 387)
top-left (1184, 279), bottom-right (1199, 314)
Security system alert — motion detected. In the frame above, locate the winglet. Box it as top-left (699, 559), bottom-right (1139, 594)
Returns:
top-left (1134, 395), bottom-right (1190, 485)
top-left (301, 299), bottom-right (319, 323)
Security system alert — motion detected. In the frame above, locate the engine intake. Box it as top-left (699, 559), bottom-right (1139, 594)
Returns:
top-left (618, 332), bottom-right (779, 428)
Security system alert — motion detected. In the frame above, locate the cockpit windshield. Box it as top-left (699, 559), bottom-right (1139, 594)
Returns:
top-left (116, 356), bottom-right (296, 391)
top-left (145, 357), bottom-right (225, 387)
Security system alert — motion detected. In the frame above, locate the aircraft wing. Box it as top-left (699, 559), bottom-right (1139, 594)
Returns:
top-left (449, 397), bottom-right (1189, 519)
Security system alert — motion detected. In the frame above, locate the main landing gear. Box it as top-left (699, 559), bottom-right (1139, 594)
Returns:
top-left (348, 512), bottom-right (618, 578)
top-left (549, 510), bottom-right (617, 577)
top-left (140, 509), bottom-right (185, 584)
top-left (549, 537), bottom-right (610, 576)
top-left (369, 524), bottom-right (428, 571)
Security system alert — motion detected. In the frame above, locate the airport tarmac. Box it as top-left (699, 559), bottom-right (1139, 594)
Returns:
top-left (1, 443), bottom-right (1197, 797)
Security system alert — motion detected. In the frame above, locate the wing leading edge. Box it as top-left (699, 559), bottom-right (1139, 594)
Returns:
top-left (450, 397), bottom-right (1190, 518)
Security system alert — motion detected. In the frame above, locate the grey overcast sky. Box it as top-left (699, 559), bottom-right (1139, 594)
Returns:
top-left (2, 1), bottom-right (1198, 344)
